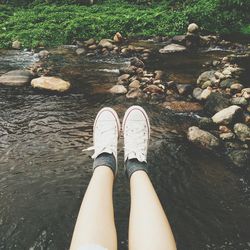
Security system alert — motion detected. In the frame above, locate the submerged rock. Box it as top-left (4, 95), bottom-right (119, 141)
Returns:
top-left (0, 70), bottom-right (33, 86)
top-left (234, 123), bottom-right (250, 142)
top-left (159, 44), bottom-right (187, 54)
top-left (187, 126), bottom-right (220, 150)
top-left (212, 105), bottom-right (242, 125)
top-left (31, 77), bottom-right (71, 92)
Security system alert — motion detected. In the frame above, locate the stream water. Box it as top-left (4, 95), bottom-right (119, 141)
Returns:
top-left (0, 43), bottom-right (250, 250)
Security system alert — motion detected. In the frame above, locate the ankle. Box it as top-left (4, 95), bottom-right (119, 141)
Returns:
top-left (125, 158), bottom-right (148, 179)
top-left (93, 153), bottom-right (117, 176)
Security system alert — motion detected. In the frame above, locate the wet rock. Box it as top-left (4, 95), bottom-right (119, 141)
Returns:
top-left (187, 126), bottom-right (219, 150)
top-left (198, 117), bottom-right (216, 130)
top-left (226, 149), bottom-right (249, 169)
top-left (126, 88), bottom-right (143, 99)
top-left (204, 93), bottom-right (231, 115)
top-left (0, 70), bottom-right (33, 86)
top-left (214, 71), bottom-right (225, 80)
top-left (197, 71), bottom-right (216, 87)
top-left (76, 48), bottom-right (86, 55)
top-left (130, 57), bottom-right (144, 68)
top-left (121, 48), bottom-right (129, 56)
top-left (144, 85), bottom-right (164, 94)
top-left (188, 23), bottom-right (199, 34)
top-left (129, 80), bottom-right (141, 89)
top-left (200, 87), bottom-right (212, 100)
top-left (230, 83), bottom-right (243, 92)
top-left (242, 88), bottom-right (250, 99)
top-left (220, 132), bottom-right (235, 141)
top-left (84, 38), bottom-right (96, 46)
top-left (193, 87), bottom-right (203, 101)
top-left (109, 85), bottom-right (127, 94)
top-left (113, 32), bottom-right (123, 43)
top-left (153, 80), bottom-right (162, 85)
top-left (31, 77), bottom-right (71, 92)
top-left (118, 74), bottom-right (130, 84)
top-left (136, 68), bottom-right (144, 76)
top-left (12, 40), bottom-right (21, 50)
top-left (220, 79), bottom-right (238, 89)
top-left (154, 70), bottom-right (164, 80)
top-left (201, 81), bottom-right (212, 89)
top-left (234, 123), bottom-right (250, 142)
top-left (88, 44), bottom-right (97, 50)
top-left (176, 84), bottom-right (193, 95)
top-left (120, 66), bottom-right (137, 75)
top-left (98, 39), bottom-right (114, 50)
top-left (159, 44), bottom-right (187, 54)
top-left (38, 50), bottom-right (50, 59)
top-left (163, 101), bottom-right (203, 112)
top-left (172, 35), bottom-right (186, 44)
top-left (212, 105), bottom-right (242, 125)
top-left (231, 97), bottom-right (248, 106)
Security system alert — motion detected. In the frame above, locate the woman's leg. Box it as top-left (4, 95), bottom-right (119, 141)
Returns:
top-left (70, 107), bottom-right (120, 250)
top-left (70, 166), bottom-right (117, 250)
top-left (122, 106), bottom-right (176, 250)
top-left (129, 170), bottom-right (176, 250)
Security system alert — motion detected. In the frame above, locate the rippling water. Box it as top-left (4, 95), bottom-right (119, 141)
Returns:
top-left (0, 46), bottom-right (250, 250)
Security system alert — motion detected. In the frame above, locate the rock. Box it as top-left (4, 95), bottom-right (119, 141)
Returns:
top-left (153, 80), bottom-right (162, 85)
top-left (201, 80), bottom-right (212, 89)
top-left (220, 79), bottom-right (238, 89)
top-left (187, 23), bottom-right (199, 34)
top-left (136, 68), bottom-right (144, 76)
top-left (120, 66), bottom-right (137, 75)
top-left (12, 40), bottom-right (21, 50)
top-left (130, 57), bottom-right (144, 68)
top-left (198, 117), bottom-right (216, 130)
top-left (109, 85), bottom-right (127, 94)
top-left (113, 32), bottom-right (122, 43)
top-left (214, 71), bottom-right (225, 80)
top-left (204, 93), bottom-right (231, 115)
top-left (84, 38), bottom-right (96, 46)
top-left (121, 48), bottom-right (129, 56)
top-left (219, 125), bottom-right (231, 133)
top-left (200, 87), bottom-right (212, 100)
top-left (144, 85), bottom-right (164, 94)
top-left (234, 123), bottom-right (250, 142)
top-left (159, 44), bottom-right (187, 54)
top-left (197, 71), bottom-right (216, 87)
top-left (126, 88), bottom-right (143, 99)
top-left (193, 87), bottom-right (203, 101)
top-left (31, 77), bottom-right (71, 92)
top-left (129, 80), bottom-right (141, 89)
top-left (76, 48), bottom-right (86, 55)
top-left (118, 74), bottom-right (130, 84)
top-left (231, 97), bottom-right (248, 106)
top-left (154, 70), bottom-right (164, 80)
top-left (162, 101), bottom-right (203, 112)
top-left (226, 149), bottom-right (249, 169)
top-left (212, 105), bottom-right (242, 125)
top-left (242, 88), bottom-right (250, 99)
top-left (187, 126), bottom-right (219, 150)
top-left (230, 83), bottom-right (243, 92)
top-left (0, 70), bottom-right (33, 86)
top-left (98, 39), bottom-right (114, 50)
top-left (38, 50), bottom-right (49, 59)
top-left (176, 84), bottom-right (193, 95)
top-left (220, 132), bottom-right (235, 141)
top-left (172, 35), bottom-right (186, 44)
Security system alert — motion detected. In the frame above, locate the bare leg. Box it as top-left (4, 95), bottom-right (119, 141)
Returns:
top-left (70, 166), bottom-right (117, 250)
top-left (129, 170), bottom-right (177, 250)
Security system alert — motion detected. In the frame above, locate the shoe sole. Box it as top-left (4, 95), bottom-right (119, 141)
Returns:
top-left (93, 107), bottom-right (120, 175)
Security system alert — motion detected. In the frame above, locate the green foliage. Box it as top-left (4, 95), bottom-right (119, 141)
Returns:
top-left (0, 0), bottom-right (249, 48)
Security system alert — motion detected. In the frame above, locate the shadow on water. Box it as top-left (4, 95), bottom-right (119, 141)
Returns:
top-left (0, 47), bottom-right (250, 250)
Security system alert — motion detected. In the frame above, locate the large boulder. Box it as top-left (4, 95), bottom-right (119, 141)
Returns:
top-left (234, 123), bottom-right (250, 142)
top-left (187, 126), bottom-right (220, 150)
top-left (212, 105), bottom-right (242, 125)
top-left (31, 77), bottom-right (71, 92)
top-left (0, 70), bottom-right (33, 86)
top-left (159, 44), bottom-right (187, 54)
top-left (204, 92), bottom-right (231, 115)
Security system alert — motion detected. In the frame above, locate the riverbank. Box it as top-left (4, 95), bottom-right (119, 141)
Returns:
top-left (0, 0), bottom-right (249, 49)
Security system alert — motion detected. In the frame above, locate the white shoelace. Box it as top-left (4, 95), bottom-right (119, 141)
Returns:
top-left (124, 124), bottom-right (148, 162)
top-left (83, 126), bottom-right (116, 159)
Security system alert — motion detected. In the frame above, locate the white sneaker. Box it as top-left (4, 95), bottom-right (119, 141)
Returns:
top-left (122, 106), bottom-right (150, 163)
top-left (83, 107), bottom-right (120, 173)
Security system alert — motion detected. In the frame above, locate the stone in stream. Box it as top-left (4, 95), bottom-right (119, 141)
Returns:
top-left (220, 132), bottom-right (235, 141)
top-left (12, 40), bottom-right (21, 50)
top-left (84, 38), bottom-right (96, 46)
top-left (230, 83), bottom-right (243, 92)
top-left (126, 88), bottom-right (143, 99)
top-left (187, 23), bottom-right (199, 34)
top-left (31, 77), bottom-right (71, 92)
top-left (234, 123), bottom-right (250, 142)
top-left (159, 44), bottom-right (187, 54)
top-left (129, 80), bottom-right (141, 89)
top-left (154, 70), bottom-right (164, 80)
top-left (200, 87), bottom-right (212, 100)
top-left (0, 70), bottom-right (33, 86)
top-left (197, 70), bottom-right (216, 87)
top-left (212, 105), bottom-right (242, 125)
top-left (38, 50), bottom-right (50, 59)
top-left (98, 39), bottom-right (114, 50)
top-left (176, 84), bottom-right (193, 95)
top-left (120, 66), bottom-right (137, 75)
top-left (143, 85), bottom-right (164, 94)
top-left (231, 97), bottom-right (248, 106)
top-left (226, 149), bottom-right (250, 170)
top-left (113, 32), bottom-right (123, 43)
top-left (242, 88), bottom-right (250, 99)
top-left (109, 85), bottom-right (127, 94)
top-left (204, 92), bottom-right (231, 115)
top-left (117, 74), bottom-right (130, 84)
top-left (130, 57), bottom-right (144, 68)
top-left (220, 79), bottom-right (238, 89)
top-left (76, 48), bottom-right (86, 56)
top-left (192, 87), bottom-right (203, 101)
top-left (172, 35), bottom-right (186, 44)
top-left (162, 101), bottom-right (203, 112)
top-left (187, 126), bottom-right (220, 150)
